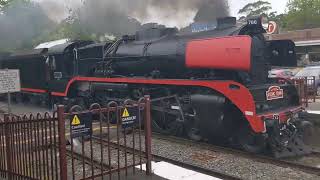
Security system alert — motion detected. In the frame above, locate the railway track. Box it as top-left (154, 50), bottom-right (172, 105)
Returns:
top-left (86, 131), bottom-right (320, 179)
top-left (151, 133), bottom-right (320, 176)
top-left (64, 137), bottom-right (150, 180)
top-left (90, 136), bottom-right (242, 180)
top-left (65, 148), bottom-right (112, 170)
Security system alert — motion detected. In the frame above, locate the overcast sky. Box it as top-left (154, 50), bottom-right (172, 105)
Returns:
top-left (34, 0), bottom-right (289, 28)
top-left (230, 0), bottom-right (288, 16)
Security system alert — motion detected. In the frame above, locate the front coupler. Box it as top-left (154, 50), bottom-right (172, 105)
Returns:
top-left (265, 116), bottom-right (313, 158)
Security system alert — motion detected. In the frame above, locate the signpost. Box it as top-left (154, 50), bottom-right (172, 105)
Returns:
top-left (267, 21), bottom-right (278, 34)
top-left (70, 113), bottom-right (93, 138)
top-left (0, 69), bottom-right (21, 114)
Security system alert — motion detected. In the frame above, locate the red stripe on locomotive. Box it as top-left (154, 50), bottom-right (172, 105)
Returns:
top-left (21, 88), bottom-right (47, 93)
top-left (50, 76), bottom-right (266, 133)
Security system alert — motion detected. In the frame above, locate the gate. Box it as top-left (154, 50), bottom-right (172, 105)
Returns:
top-left (0, 95), bottom-right (152, 180)
top-left (62, 96), bottom-right (152, 180)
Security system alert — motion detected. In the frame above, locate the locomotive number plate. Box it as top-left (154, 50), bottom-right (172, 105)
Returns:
top-left (266, 86), bottom-right (284, 101)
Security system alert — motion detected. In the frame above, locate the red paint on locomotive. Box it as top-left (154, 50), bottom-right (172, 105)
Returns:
top-left (186, 36), bottom-right (252, 71)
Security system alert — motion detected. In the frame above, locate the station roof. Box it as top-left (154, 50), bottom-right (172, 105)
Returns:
top-left (295, 39), bottom-right (320, 47)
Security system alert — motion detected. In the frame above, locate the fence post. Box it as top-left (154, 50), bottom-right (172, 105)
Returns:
top-left (144, 95), bottom-right (152, 175)
top-left (4, 113), bottom-right (12, 180)
top-left (313, 76), bottom-right (316, 102)
top-left (57, 105), bottom-right (68, 180)
top-left (298, 80), bottom-right (303, 105)
top-left (304, 77), bottom-right (309, 108)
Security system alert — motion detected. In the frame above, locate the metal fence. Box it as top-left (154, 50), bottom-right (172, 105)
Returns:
top-left (63, 96), bottom-right (152, 180)
top-left (0, 95), bottom-right (152, 180)
top-left (0, 112), bottom-right (62, 180)
top-left (293, 76), bottom-right (317, 107)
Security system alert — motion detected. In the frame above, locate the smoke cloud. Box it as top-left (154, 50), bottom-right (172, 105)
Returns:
top-left (0, 0), bottom-right (230, 51)
top-left (138, 0), bottom-right (230, 25)
top-left (40, 0), bottom-right (229, 29)
top-left (0, 0), bottom-right (56, 51)
top-left (193, 0), bottom-right (230, 22)
top-left (77, 0), bottom-right (229, 36)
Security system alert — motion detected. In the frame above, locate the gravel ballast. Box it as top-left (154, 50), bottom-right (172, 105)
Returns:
top-left (114, 132), bottom-right (319, 180)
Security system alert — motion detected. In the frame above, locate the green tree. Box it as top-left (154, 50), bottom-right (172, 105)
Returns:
top-left (0, 0), bottom-right (12, 12)
top-left (0, 0), bottom-right (12, 7)
top-left (284, 0), bottom-right (320, 30)
top-left (34, 18), bottom-right (96, 44)
top-left (238, 1), bottom-right (276, 20)
top-left (0, 0), bottom-right (55, 52)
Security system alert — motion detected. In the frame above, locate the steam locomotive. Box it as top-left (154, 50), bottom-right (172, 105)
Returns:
top-left (0, 17), bottom-right (312, 158)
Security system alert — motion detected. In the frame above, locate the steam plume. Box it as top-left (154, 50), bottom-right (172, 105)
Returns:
top-left (0, 0), bottom-right (230, 51)
top-left (40, 0), bottom-right (230, 29)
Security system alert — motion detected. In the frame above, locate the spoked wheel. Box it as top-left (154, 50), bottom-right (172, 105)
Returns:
top-left (184, 107), bottom-right (202, 141)
top-left (151, 110), bottom-right (183, 136)
top-left (237, 123), bottom-right (266, 154)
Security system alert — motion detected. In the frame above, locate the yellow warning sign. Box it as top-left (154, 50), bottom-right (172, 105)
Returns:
top-left (122, 108), bottom-right (130, 118)
top-left (71, 115), bottom-right (81, 126)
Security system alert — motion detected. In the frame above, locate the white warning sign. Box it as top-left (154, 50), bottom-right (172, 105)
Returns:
top-left (0, 69), bottom-right (21, 94)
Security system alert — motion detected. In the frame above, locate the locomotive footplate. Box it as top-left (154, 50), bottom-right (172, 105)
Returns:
top-left (265, 117), bottom-right (313, 158)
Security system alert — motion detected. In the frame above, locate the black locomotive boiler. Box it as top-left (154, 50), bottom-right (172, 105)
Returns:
top-left (0, 17), bottom-right (312, 158)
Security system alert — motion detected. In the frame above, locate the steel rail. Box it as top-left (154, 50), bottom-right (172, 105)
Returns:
top-left (151, 133), bottom-right (320, 176)
top-left (91, 135), bottom-right (241, 180)
top-left (65, 148), bottom-right (112, 170)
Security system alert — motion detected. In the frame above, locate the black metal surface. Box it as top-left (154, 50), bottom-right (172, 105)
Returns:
top-left (267, 40), bottom-right (297, 67)
top-left (1, 54), bottom-right (48, 89)
top-left (105, 25), bottom-right (252, 79)
top-left (250, 84), bottom-right (300, 114)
